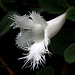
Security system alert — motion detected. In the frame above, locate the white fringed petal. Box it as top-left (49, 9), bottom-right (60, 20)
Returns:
top-left (10, 14), bottom-right (35, 29)
top-left (29, 11), bottom-right (47, 28)
top-left (19, 41), bottom-right (51, 70)
top-left (16, 30), bottom-right (33, 49)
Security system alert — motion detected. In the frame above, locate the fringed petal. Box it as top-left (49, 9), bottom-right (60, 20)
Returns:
top-left (16, 30), bottom-right (34, 50)
top-left (9, 14), bottom-right (35, 29)
top-left (29, 11), bottom-right (47, 29)
top-left (18, 40), bottom-right (51, 70)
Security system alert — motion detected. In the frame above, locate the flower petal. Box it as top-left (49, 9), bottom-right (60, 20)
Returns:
top-left (19, 41), bottom-right (51, 70)
top-left (16, 30), bottom-right (33, 50)
top-left (29, 11), bottom-right (47, 29)
top-left (10, 14), bottom-right (36, 29)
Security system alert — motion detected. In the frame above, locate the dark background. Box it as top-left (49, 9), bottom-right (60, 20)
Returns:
top-left (0, 0), bottom-right (75, 75)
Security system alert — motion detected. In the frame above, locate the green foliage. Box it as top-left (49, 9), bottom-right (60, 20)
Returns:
top-left (0, 12), bottom-right (19, 37)
top-left (50, 28), bottom-right (75, 55)
top-left (0, 0), bottom-right (18, 12)
top-left (39, 0), bottom-right (67, 14)
top-left (37, 66), bottom-right (54, 75)
top-left (66, 7), bottom-right (75, 21)
top-left (64, 43), bottom-right (75, 63)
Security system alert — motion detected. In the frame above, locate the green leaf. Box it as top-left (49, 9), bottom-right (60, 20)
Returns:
top-left (39, 0), bottom-right (67, 14)
top-left (0, 12), bottom-right (19, 37)
top-left (37, 66), bottom-right (54, 75)
top-left (0, 0), bottom-right (18, 12)
top-left (66, 7), bottom-right (75, 21)
top-left (50, 28), bottom-right (75, 55)
top-left (64, 43), bottom-right (75, 63)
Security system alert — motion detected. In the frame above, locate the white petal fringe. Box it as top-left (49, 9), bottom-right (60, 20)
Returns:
top-left (18, 40), bottom-right (51, 70)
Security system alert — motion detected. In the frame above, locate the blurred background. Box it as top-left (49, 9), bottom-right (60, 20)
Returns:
top-left (0, 0), bottom-right (75, 75)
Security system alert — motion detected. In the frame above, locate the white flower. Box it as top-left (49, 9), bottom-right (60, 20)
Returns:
top-left (10, 11), bottom-right (66, 70)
